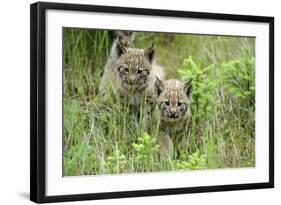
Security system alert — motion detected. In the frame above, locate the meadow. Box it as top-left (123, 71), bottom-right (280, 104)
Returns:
top-left (63, 28), bottom-right (255, 176)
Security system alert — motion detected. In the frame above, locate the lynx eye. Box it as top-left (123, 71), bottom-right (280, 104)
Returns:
top-left (164, 101), bottom-right (170, 106)
top-left (136, 69), bottom-right (143, 75)
top-left (118, 65), bottom-right (129, 73)
top-left (177, 102), bottom-right (183, 106)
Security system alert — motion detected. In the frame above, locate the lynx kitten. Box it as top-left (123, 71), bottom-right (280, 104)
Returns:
top-left (155, 78), bottom-right (192, 158)
top-left (99, 35), bottom-right (165, 116)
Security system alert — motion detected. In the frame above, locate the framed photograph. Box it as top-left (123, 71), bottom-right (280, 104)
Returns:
top-left (30, 1), bottom-right (274, 203)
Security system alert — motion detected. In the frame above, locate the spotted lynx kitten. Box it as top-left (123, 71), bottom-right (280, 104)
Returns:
top-left (155, 78), bottom-right (192, 158)
top-left (99, 33), bottom-right (165, 116)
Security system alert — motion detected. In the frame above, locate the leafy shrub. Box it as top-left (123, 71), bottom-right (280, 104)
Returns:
top-left (178, 56), bottom-right (217, 122)
top-left (105, 149), bottom-right (127, 174)
top-left (132, 132), bottom-right (160, 172)
top-left (176, 151), bottom-right (207, 170)
top-left (221, 50), bottom-right (255, 107)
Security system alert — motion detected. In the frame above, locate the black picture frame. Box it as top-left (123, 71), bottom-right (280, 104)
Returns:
top-left (30, 1), bottom-right (274, 203)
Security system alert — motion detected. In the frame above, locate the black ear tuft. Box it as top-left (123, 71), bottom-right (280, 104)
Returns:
top-left (116, 37), bottom-right (127, 57)
top-left (155, 76), bottom-right (164, 97)
top-left (144, 44), bottom-right (155, 63)
top-left (184, 79), bottom-right (192, 100)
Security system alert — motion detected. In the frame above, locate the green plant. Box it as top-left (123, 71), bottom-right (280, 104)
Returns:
top-left (178, 56), bottom-right (217, 121)
top-left (132, 132), bottom-right (160, 172)
top-left (64, 141), bottom-right (97, 176)
top-left (64, 29), bottom-right (112, 99)
top-left (105, 148), bottom-right (127, 174)
top-left (221, 49), bottom-right (255, 107)
top-left (176, 151), bottom-right (207, 170)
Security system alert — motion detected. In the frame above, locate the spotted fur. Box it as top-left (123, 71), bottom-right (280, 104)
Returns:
top-left (99, 34), bottom-right (165, 119)
top-left (155, 78), bottom-right (192, 158)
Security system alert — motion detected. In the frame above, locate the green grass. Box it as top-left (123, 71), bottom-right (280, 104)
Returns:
top-left (63, 28), bottom-right (255, 176)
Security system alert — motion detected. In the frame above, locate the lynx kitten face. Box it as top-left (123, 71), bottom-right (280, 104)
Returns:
top-left (155, 79), bottom-right (192, 123)
top-left (116, 43), bottom-right (154, 93)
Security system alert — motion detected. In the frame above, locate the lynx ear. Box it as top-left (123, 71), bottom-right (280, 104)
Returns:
top-left (116, 37), bottom-right (127, 57)
top-left (144, 44), bottom-right (155, 63)
top-left (155, 76), bottom-right (164, 97)
top-left (184, 79), bottom-right (192, 100)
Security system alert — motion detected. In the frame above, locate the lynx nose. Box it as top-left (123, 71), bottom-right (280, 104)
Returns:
top-left (169, 111), bottom-right (178, 118)
top-left (129, 75), bottom-right (136, 82)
